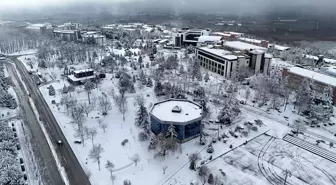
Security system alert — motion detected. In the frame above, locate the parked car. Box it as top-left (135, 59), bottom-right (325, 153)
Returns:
top-left (74, 140), bottom-right (82, 144)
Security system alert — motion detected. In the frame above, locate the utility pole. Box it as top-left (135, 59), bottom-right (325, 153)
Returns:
top-left (282, 169), bottom-right (292, 185)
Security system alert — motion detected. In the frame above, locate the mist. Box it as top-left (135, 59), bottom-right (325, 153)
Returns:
top-left (1, 0), bottom-right (336, 18)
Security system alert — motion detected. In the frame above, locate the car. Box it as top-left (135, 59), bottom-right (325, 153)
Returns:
top-left (57, 140), bottom-right (62, 146)
top-left (74, 140), bottom-right (82, 144)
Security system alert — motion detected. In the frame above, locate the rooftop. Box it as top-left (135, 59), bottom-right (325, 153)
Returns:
top-left (53, 30), bottom-right (78, 34)
top-left (212, 32), bottom-right (231, 37)
top-left (67, 74), bottom-right (96, 82)
top-left (198, 46), bottom-right (233, 58)
top-left (238, 37), bottom-right (262, 44)
top-left (197, 36), bottom-right (222, 43)
top-left (224, 41), bottom-right (267, 51)
top-left (74, 69), bottom-right (94, 74)
top-left (288, 67), bottom-right (336, 87)
top-left (150, 99), bottom-right (203, 123)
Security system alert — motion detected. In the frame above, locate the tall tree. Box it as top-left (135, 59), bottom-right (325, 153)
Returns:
top-left (89, 144), bottom-right (105, 170)
top-left (84, 81), bottom-right (95, 104)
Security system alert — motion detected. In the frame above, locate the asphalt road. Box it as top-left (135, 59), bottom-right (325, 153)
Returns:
top-left (5, 61), bottom-right (64, 185)
top-left (7, 57), bottom-right (91, 185)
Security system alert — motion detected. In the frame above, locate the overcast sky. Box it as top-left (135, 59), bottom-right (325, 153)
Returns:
top-left (1, 0), bottom-right (335, 16)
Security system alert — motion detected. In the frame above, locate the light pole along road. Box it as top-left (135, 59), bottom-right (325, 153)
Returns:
top-left (7, 57), bottom-right (91, 185)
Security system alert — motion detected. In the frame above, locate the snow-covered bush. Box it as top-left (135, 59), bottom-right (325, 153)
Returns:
top-left (138, 131), bottom-right (149, 141)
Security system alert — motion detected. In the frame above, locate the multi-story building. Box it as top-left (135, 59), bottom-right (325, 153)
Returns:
top-left (282, 67), bottom-right (336, 104)
top-left (53, 30), bottom-right (81, 42)
top-left (82, 31), bottom-right (106, 45)
top-left (195, 46), bottom-right (250, 79)
top-left (172, 28), bottom-right (211, 47)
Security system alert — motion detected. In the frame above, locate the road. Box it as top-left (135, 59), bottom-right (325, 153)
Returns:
top-left (7, 57), bottom-right (91, 185)
top-left (5, 61), bottom-right (64, 185)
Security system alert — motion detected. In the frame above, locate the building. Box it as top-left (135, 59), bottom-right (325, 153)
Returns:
top-left (282, 67), bottom-right (336, 104)
top-left (57, 23), bottom-right (81, 30)
top-left (223, 41), bottom-right (268, 52)
top-left (195, 46), bottom-right (250, 78)
top-left (172, 28), bottom-right (211, 47)
top-left (53, 30), bottom-right (81, 42)
top-left (197, 36), bottom-right (223, 46)
top-left (82, 31), bottom-right (106, 45)
top-left (150, 99), bottom-right (203, 142)
top-left (67, 69), bottom-right (96, 85)
top-left (196, 44), bottom-right (272, 78)
top-left (224, 31), bottom-right (244, 38)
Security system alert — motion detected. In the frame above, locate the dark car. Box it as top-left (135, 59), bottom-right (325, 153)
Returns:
top-left (74, 140), bottom-right (82, 144)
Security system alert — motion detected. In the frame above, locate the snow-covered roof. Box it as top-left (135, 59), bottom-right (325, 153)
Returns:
top-left (271, 44), bottom-right (290, 51)
top-left (67, 74), bottom-right (96, 82)
top-left (53, 30), bottom-right (78, 34)
top-left (197, 36), bottom-right (222, 43)
top-left (212, 32), bottom-right (231, 37)
top-left (225, 31), bottom-right (244, 36)
top-left (197, 47), bottom-right (233, 59)
top-left (74, 69), bottom-right (94, 74)
top-left (238, 37), bottom-right (262, 44)
top-left (288, 67), bottom-right (336, 87)
top-left (224, 41), bottom-right (267, 51)
top-left (320, 66), bottom-right (336, 77)
top-left (265, 53), bottom-right (273, 58)
top-left (304, 55), bottom-right (336, 65)
top-left (150, 99), bottom-right (203, 124)
top-left (158, 39), bottom-right (169, 44)
top-left (222, 55), bottom-right (238, 60)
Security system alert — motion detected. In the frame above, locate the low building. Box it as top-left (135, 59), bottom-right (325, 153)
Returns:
top-left (53, 30), bottom-right (81, 42)
top-left (282, 67), bottom-right (336, 104)
top-left (82, 31), bottom-right (106, 45)
top-left (150, 99), bottom-right (203, 142)
top-left (67, 69), bottom-right (96, 85)
top-left (197, 36), bottom-right (223, 46)
top-left (172, 28), bottom-right (211, 47)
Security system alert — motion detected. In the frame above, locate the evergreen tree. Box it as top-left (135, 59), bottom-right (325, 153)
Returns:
top-left (166, 123), bottom-right (178, 139)
top-left (147, 78), bottom-right (153, 87)
top-left (310, 87), bottom-right (333, 122)
top-left (154, 81), bottom-right (163, 95)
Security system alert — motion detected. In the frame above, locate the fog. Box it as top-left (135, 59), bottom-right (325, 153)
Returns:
top-left (1, 0), bottom-right (336, 17)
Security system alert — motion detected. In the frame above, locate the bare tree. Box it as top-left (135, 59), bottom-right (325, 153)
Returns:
top-left (130, 153), bottom-right (140, 166)
top-left (199, 165), bottom-right (210, 185)
top-left (87, 127), bottom-right (98, 146)
top-left (80, 102), bottom-right (94, 117)
top-left (89, 144), bottom-right (105, 170)
top-left (99, 123), bottom-right (108, 133)
top-left (105, 160), bottom-right (115, 182)
top-left (189, 153), bottom-right (200, 170)
top-left (110, 175), bottom-right (116, 185)
top-left (98, 95), bottom-right (112, 115)
top-left (292, 119), bottom-right (307, 135)
top-left (114, 90), bottom-right (128, 121)
top-left (245, 88), bottom-right (251, 102)
top-left (134, 94), bottom-right (145, 107)
top-left (84, 81), bottom-right (95, 104)
top-left (74, 125), bottom-right (89, 146)
top-left (162, 165), bottom-right (168, 174)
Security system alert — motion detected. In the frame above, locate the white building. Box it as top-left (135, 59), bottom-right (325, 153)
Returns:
top-left (82, 31), bottom-right (106, 45)
top-left (195, 46), bottom-right (250, 78)
top-left (197, 36), bottom-right (223, 46)
top-left (172, 28), bottom-right (211, 47)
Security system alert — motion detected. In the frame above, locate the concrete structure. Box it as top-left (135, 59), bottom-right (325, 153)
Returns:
top-left (57, 23), bottom-right (81, 30)
top-left (172, 28), bottom-right (211, 47)
top-left (196, 45), bottom-right (272, 78)
top-left (282, 67), bottom-right (336, 104)
top-left (53, 30), bottom-right (81, 42)
top-left (67, 69), bottom-right (96, 85)
top-left (196, 46), bottom-right (250, 78)
top-left (82, 31), bottom-right (106, 45)
top-left (150, 99), bottom-right (203, 142)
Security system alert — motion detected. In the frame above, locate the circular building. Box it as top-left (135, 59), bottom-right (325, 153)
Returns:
top-left (149, 99), bottom-right (203, 142)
